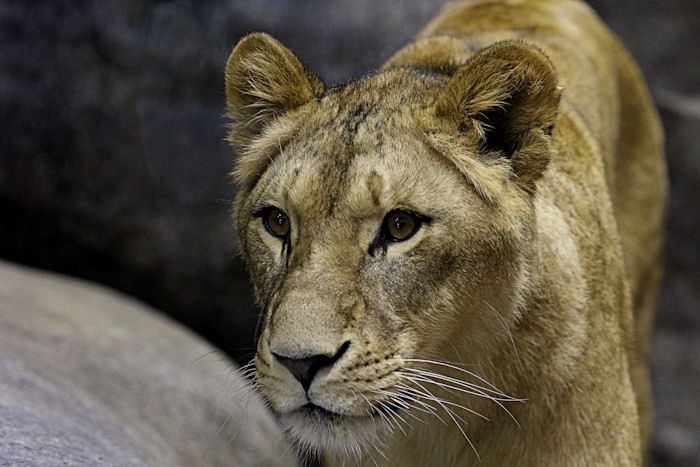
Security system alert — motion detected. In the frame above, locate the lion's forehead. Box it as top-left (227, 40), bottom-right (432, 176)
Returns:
top-left (248, 72), bottom-right (451, 215)
top-left (270, 125), bottom-right (457, 225)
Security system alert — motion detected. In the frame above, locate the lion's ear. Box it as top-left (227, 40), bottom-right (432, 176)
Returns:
top-left (437, 40), bottom-right (561, 191)
top-left (225, 33), bottom-right (324, 150)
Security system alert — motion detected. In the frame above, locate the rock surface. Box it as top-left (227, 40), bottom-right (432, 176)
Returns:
top-left (0, 0), bottom-right (697, 464)
top-left (0, 260), bottom-right (296, 466)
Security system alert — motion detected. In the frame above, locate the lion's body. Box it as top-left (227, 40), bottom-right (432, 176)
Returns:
top-left (225, 1), bottom-right (666, 465)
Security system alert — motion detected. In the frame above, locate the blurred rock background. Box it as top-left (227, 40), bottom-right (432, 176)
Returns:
top-left (0, 0), bottom-right (697, 464)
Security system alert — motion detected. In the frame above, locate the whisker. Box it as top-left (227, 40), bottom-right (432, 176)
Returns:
top-left (378, 400), bottom-right (407, 435)
top-left (214, 410), bottom-right (233, 438)
top-left (404, 368), bottom-right (524, 401)
top-left (359, 393), bottom-right (397, 458)
top-left (402, 369), bottom-right (522, 426)
top-left (374, 399), bottom-right (396, 429)
top-left (252, 310), bottom-right (265, 351)
top-left (393, 384), bottom-right (447, 423)
top-left (239, 358), bottom-right (256, 370)
top-left (424, 381), bottom-right (524, 427)
top-left (403, 371), bottom-right (492, 401)
top-left (239, 367), bottom-right (257, 380)
top-left (363, 394), bottom-right (395, 434)
top-left (403, 358), bottom-right (510, 395)
top-left (405, 377), bottom-right (480, 460)
top-left (373, 390), bottom-right (427, 424)
top-left (373, 440), bottom-right (389, 462)
top-left (399, 378), bottom-right (490, 421)
top-left (237, 358), bottom-right (258, 384)
top-left (367, 450), bottom-right (380, 467)
top-left (484, 300), bottom-right (521, 365)
top-left (378, 406), bottom-right (397, 431)
top-left (384, 401), bottom-right (411, 430)
top-left (190, 349), bottom-right (222, 365)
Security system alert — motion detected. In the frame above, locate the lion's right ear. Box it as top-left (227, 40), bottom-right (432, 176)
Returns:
top-left (225, 33), bottom-right (324, 150)
top-left (436, 41), bottom-right (561, 194)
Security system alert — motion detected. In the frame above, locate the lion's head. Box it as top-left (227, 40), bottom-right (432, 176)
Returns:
top-left (225, 33), bottom-right (560, 461)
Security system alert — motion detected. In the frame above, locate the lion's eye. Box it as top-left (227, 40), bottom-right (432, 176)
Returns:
top-left (383, 210), bottom-right (419, 242)
top-left (261, 207), bottom-right (290, 239)
top-left (368, 209), bottom-right (431, 256)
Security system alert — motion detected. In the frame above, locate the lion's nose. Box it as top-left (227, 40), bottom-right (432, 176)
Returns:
top-left (272, 341), bottom-right (350, 391)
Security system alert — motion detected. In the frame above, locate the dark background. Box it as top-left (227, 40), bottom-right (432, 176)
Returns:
top-left (1, 0), bottom-right (698, 464)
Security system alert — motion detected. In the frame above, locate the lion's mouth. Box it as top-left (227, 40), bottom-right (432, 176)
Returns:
top-left (277, 399), bottom-right (391, 458)
top-left (287, 401), bottom-right (377, 427)
top-left (297, 402), bottom-right (343, 420)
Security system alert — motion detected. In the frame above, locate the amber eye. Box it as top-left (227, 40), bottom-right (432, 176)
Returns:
top-left (384, 210), bottom-right (419, 242)
top-left (262, 207), bottom-right (290, 239)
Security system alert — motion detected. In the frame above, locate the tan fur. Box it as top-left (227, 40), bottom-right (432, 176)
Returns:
top-left (224, 1), bottom-right (666, 465)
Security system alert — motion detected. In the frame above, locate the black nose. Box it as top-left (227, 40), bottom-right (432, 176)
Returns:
top-left (272, 341), bottom-right (350, 391)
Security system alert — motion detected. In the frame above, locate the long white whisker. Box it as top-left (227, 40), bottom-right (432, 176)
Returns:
top-left (377, 400), bottom-right (407, 435)
top-left (384, 400), bottom-right (411, 429)
top-left (402, 367), bottom-right (523, 426)
top-left (367, 395), bottom-right (395, 433)
top-left (359, 393), bottom-right (395, 461)
top-left (190, 349), bottom-right (222, 365)
top-left (403, 372), bottom-right (493, 402)
top-left (367, 450), bottom-right (379, 467)
top-left (238, 358), bottom-right (255, 370)
top-left (397, 385), bottom-right (474, 428)
top-left (237, 359), bottom-right (257, 380)
top-left (387, 406), bottom-right (410, 434)
top-left (373, 441), bottom-right (389, 462)
top-left (404, 373), bottom-right (521, 426)
top-left (400, 377), bottom-right (490, 421)
top-left (375, 399), bottom-right (396, 429)
top-left (393, 384), bottom-right (447, 423)
top-left (407, 366), bottom-right (524, 423)
top-left (404, 368), bottom-right (524, 402)
top-left (239, 368), bottom-right (257, 379)
top-left (375, 391), bottom-right (428, 424)
top-left (214, 411), bottom-right (233, 438)
top-left (406, 377), bottom-right (480, 460)
top-left (403, 358), bottom-right (510, 395)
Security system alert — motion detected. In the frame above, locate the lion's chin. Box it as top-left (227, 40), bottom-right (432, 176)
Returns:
top-left (277, 403), bottom-right (390, 461)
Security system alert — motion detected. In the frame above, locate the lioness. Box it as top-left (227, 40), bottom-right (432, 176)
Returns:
top-left (224, 0), bottom-right (666, 465)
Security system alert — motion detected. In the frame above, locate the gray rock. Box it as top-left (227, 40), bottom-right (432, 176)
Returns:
top-left (0, 260), bottom-right (296, 466)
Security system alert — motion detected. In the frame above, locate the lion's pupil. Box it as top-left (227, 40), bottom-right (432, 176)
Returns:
top-left (267, 209), bottom-right (289, 237)
top-left (388, 212), bottom-right (415, 240)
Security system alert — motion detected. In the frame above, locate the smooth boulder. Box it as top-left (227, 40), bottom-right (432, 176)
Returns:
top-left (0, 260), bottom-right (295, 466)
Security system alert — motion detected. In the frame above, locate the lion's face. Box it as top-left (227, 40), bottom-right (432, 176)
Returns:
top-left (226, 34), bottom-right (559, 460)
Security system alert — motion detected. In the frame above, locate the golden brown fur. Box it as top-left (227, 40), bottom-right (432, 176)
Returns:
top-left (224, 0), bottom-right (666, 465)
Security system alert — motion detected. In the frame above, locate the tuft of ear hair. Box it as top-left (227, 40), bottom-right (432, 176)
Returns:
top-left (437, 40), bottom-right (561, 193)
top-left (225, 33), bottom-right (325, 151)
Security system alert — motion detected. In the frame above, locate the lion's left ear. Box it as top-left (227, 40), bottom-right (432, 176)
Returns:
top-left (225, 33), bottom-right (325, 151)
top-left (437, 40), bottom-right (561, 192)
